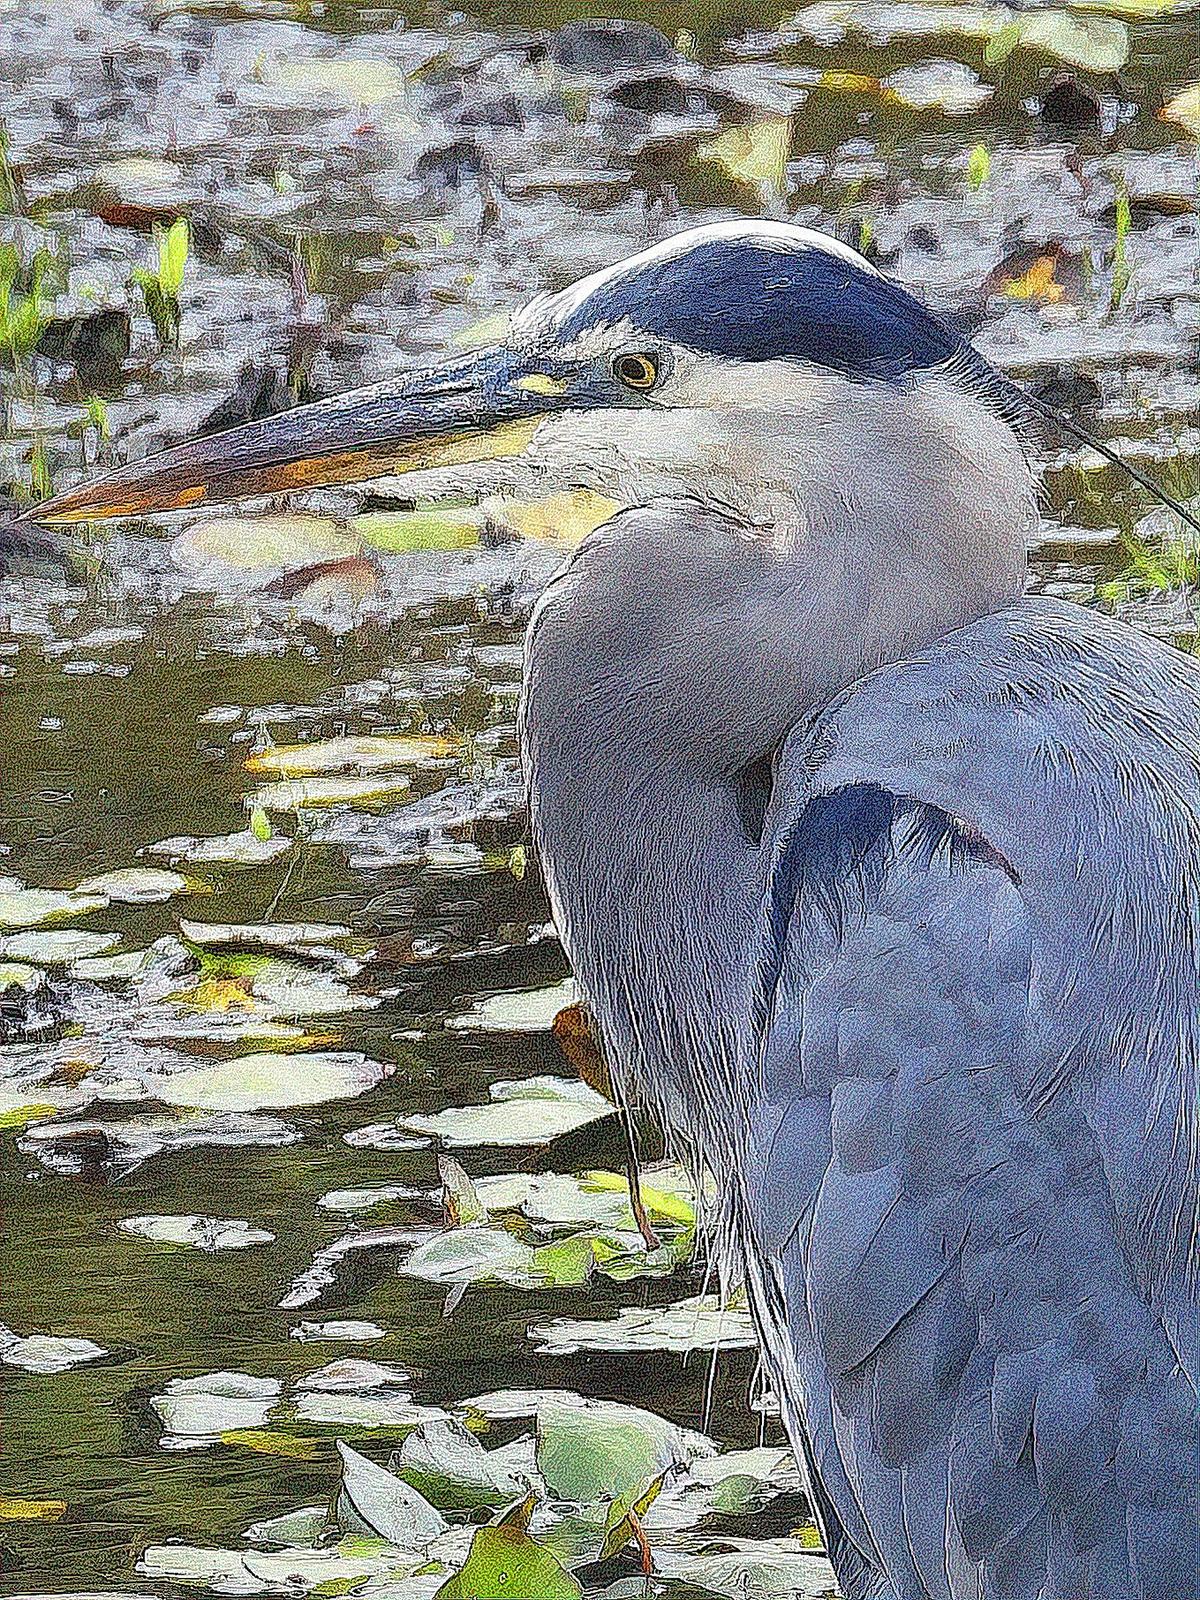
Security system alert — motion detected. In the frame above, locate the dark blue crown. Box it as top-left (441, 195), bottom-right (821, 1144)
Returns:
top-left (558, 237), bottom-right (967, 382)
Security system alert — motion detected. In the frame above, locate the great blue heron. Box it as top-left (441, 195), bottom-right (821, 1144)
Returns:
top-left (32, 220), bottom-right (1200, 1599)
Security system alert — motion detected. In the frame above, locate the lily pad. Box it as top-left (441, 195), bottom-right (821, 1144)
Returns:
top-left (248, 774), bottom-right (413, 812)
top-left (152, 1372), bottom-right (280, 1449)
top-left (296, 1392), bottom-right (446, 1430)
top-left (536, 1396), bottom-right (709, 1506)
top-left (336, 1441), bottom-right (448, 1545)
top-left (652, 1536), bottom-right (837, 1599)
top-left (178, 918), bottom-right (362, 952)
top-left (319, 1184), bottom-right (418, 1213)
top-left (76, 867), bottom-right (189, 904)
top-left (399, 1076), bottom-right (610, 1149)
top-left (0, 1325), bottom-right (108, 1375)
top-left (401, 1226), bottom-right (537, 1288)
top-left (447, 980), bottom-right (576, 1033)
top-left (298, 1359), bottom-right (412, 1392)
top-left (390, 1418), bottom-right (532, 1509)
top-left (152, 1051), bottom-right (390, 1111)
top-left (434, 1502), bottom-right (583, 1600)
top-left (531, 1295), bottom-right (758, 1356)
top-left (172, 514), bottom-right (359, 582)
top-left (290, 1320), bottom-right (386, 1343)
top-left (344, 1122), bottom-right (431, 1152)
top-left (146, 830), bottom-right (293, 866)
top-left (0, 883), bottom-right (108, 929)
top-left (0, 930), bottom-right (121, 964)
top-left (117, 1215), bottom-right (275, 1251)
top-left (246, 735), bottom-right (457, 778)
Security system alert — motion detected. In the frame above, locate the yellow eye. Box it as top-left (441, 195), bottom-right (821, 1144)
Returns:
top-left (613, 351), bottom-right (658, 391)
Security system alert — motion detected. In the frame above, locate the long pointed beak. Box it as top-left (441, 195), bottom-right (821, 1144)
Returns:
top-left (28, 348), bottom-right (565, 526)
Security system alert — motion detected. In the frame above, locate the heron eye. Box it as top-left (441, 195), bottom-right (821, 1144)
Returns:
top-left (613, 351), bottom-right (658, 391)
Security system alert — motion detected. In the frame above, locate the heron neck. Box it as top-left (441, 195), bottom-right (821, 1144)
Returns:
top-left (522, 446), bottom-right (1031, 1147)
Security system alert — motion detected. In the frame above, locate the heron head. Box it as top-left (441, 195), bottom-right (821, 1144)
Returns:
top-left (32, 220), bottom-right (1021, 532)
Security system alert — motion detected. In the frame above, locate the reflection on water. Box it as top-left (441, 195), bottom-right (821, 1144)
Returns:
top-left (2, 0), bottom-right (1199, 1592)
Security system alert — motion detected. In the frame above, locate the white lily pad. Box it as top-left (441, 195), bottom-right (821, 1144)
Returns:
top-left (146, 830), bottom-right (293, 866)
top-left (0, 930), bottom-right (121, 964)
top-left (399, 1075), bottom-right (610, 1149)
top-left (263, 55), bottom-right (410, 108)
top-left (390, 1418), bottom-right (531, 1509)
top-left (0, 1324), bottom-right (108, 1375)
top-left (248, 774), bottom-right (413, 812)
top-left (343, 1122), bottom-right (430, 1152)
top-left (242, 1505), bottom-right (330, 1547)
top-left (76, 867), bottom-right (189, 904)
top-left (336, 1441), bottom-right (448, 1545)
top-left (447, 980), bottom-right (576, 1033)
top-left (882, 59), bottom-right (992, 114)
top-left (249, 961), bottom-right (380, 1019)
top-left (400, 1226), bottom-right (536, 1287)
top-left (297, 1359), bottom-right (412, 1392)
top-left (532, 1295), bottom-right (758, 1356)
top-left (172, 514), bottom-right (358, 582)
top-left (290, 1320), bottom-right (386, 1342)
top-left (296, 1392), bottom-right (447, 1430)
top-left (137, 1539), bottom-right (425, 1595)
top-left (152, 1371), bottom-right (280, 1449)
top-left (245, 735), bottom-right (457, 778)
top-left (652, 1537), bottom-right (837, 1599)
top-left (117, 1215), bottom-right (275, 1251)
top-left (0, 883), bottom-right (108, 929)
top-left (536, 1396), bottom-right (713, 1506)
top-left (152, 1051), bottom-right (390, 1112)
top-left (72, 949), bottom-right (155, 981)
top-left (179, 918), bottom-right (361, 951)
top-left (318, 1184), bottom-right (418, 1213)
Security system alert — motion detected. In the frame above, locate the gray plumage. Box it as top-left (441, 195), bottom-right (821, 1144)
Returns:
top-left (518, 228), bottom-right (1200, 1599)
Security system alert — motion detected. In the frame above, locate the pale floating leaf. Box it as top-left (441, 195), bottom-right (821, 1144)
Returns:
top-left (1015, 8), bottom-right (1128, 69)
top-left (336, 1441), bottom-right (448, 1544)
top-left (138, 1538), bottom-right (424, 1594)
top-left (697, 117), bottom-right (791, 193)
top-left (532, 1294), bottom-right (758, 1356)
top-left (145, 829), bottom-right (292, 866)
top-left (390, 1417), bottom-right (531, 1509)
top-left (246, 734), bottom-right (457, 778)
top-left (652, 1536), bottom-right (838, 1599)
top-left (151, 1051), bottom-right (390, 1112)
top-left (882, 59), bottom-right (993, 113)
top-left (297, 1359), bottom-right (413, 1392)
top-left (152, 1371), bottom-right (280, 1450)
top-left (263, 55), bottom-right (410, 108)
top-left (351, 507), bottom-right (481, 553)
top-left (248, 773), bottom-right (413, 812)
top-left (178, 918), bottom-right (361, 951)
top-left (1161, 84), bottom-right (1200, 138)
top-left (117, 1215), bottom-right (275, 1251)
top-left (399, 1075), bottom-right (610, 1149)
top-left (290, 1320), bottom-right (386, 1343)
top-left (400, 1226), bottom-right (536, 1287)
top-left (447, 979), bottom-right (576, 1033)
top-left (249, 960), bottom-right (380, 1018)
top-left (76, 867), bottom-right (188, 904)
top-left (0, 884), bottom-right (108, 929)
top-left (72, 949), bottom-right (155, 981)
top-left (172, 513), bottom-right (358, 581)
top-left (297, 1392), bottom-right (446, 1430)
top-left (0, 1324), bottom-right (108, 1375)
top-left (242, 1505), bottom-right (330, 1546)
top-left (343, 1122), bottom-right (431, 1152)
top-left (0, 930), bottom-right (121, 964)
top-left (536, 1395), bottom-right (710, 1506)
top-left (481, 490), bottom-right (619, 547)
top-left (318, 1184), bottom-right (418, 1214)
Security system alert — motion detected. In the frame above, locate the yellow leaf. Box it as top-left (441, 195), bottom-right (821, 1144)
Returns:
top-left (696, 117), bottom-right (792, 194)
top-left (819, 70), bottom-right (882, 94)
top-left (245, 734), bottom-right (457, 778)
top-left (793, 1520), bottom-right (825, 1549)
top-left (1001, 255), bottom-right (1065, 303)
top-left (187, 977), bottom-right (259, 1014)
top-left (1161, 85), bottom-right (1200, 138)
top-left (0, 1103), bottom-right (58, 1129)
top-left (0, 1497), bottom-right (67, 1521)
top-left (221, 1429), bottom-right (321, 1459)
top-left (487, 489), bottom-right (620, 546)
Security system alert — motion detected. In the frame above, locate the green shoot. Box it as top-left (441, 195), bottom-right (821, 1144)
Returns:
top-left (0, 241), bottom-right (51, 368)
top-left (131, 216), bottom-right (190, 346)
top-left (1109, 181), bottom-right (1131, 312)
top-left (967, 143), bottom-right (991, 191)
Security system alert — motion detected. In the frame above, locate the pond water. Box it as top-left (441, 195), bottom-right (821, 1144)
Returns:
top-left (1, 2), bottom-right (1198, 1596)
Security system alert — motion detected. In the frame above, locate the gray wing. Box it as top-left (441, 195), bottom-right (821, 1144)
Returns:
top-left (748, 598), bottom-right (1200, 1600)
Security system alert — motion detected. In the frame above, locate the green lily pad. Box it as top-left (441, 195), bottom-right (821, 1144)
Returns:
top-left (536, 1397), bottom-right (708, 1506)
top-left (434, 1500), bottom-right (582, 1600)
top-left (391, 1418), bottom-right (531, 1510)
top-left (336, 1441), bottom-right (448, 1546)
top-left (0, 882), bottom-right (108, 929)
